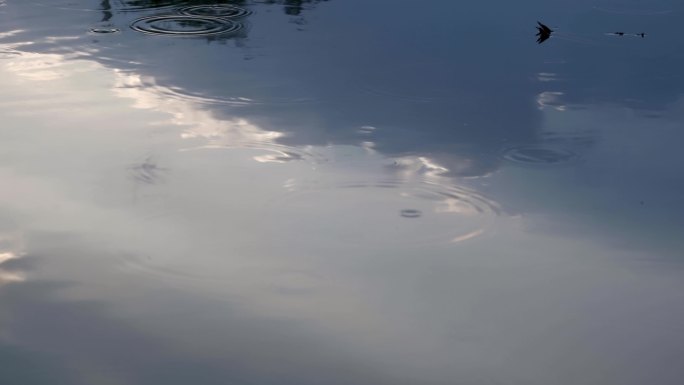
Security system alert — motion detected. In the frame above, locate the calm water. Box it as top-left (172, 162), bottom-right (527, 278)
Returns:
top-left (1, 0), bottom-right (684, 384)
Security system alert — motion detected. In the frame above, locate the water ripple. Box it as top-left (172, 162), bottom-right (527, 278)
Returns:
top-left (180, 143), bottom-right (327, 165)
top-left (130, 15), bottom-right (242, 37)
top-left (116, 1), bottom-right (188, 12)
top-left (151, 84), bottom-right (318, 106)
top-left (400, 209), bottom-right (422, 218)
top-left (502, 145), bottom-right (578, 166)
top-left (266, 179), bottom-right (502, 246)
top-left (178, 5), bottom-right (252, 18)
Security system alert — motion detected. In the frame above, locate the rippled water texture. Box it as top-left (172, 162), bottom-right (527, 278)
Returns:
top-left (179, 4), bottom-right (252, 18)
top-left (130, 15), bottom-right (241, 36)
top-left (503, 145), bottom-right (579, 166)
top-left (1, 0), bottom-right (684, 385)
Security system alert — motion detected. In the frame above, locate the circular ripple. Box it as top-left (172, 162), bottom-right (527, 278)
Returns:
top-left (265, 180), bottom-right (501, 247)
top-left (179, 5), bottom-right (252, 18)
top-left (130, 15), bottom-right (241, 36)
top-left (502, 145), bottom-right (578, 166)
top-left (400, 209), bottom-right (422, 218)
top-left (180, 143), bottom-right (327, 165)
top-left (116, 180), bottom-right (500, 297)
top-left (151, 84), bottom-right (318, 106)
top-left (117, 1), bottom-right (187, 12)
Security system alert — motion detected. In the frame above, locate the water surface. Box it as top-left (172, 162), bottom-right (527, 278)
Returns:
top-left (1, 1), bottom-right (684, 384)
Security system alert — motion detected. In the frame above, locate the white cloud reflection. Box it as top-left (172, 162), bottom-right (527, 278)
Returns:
top-left (389, 156), bottom-right (449, 179)
top-left (536, 91), bottom-right (566, 111)
top-left (2, 32), bottom-right (683, 385)
top-left (0, 235), bottom-right (25, 285)
top-left (536, 72), bottom-right (561, 82)
top-left (1, 42), bottom-right (97, 82)
top-left (111, 69), bottom-right (287, 157)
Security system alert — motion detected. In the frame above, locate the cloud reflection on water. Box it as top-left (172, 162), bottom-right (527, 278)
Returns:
top-left (0, 252), bottom-right (25, 285)
top-left (1, 1), bottom-right (684, 384)
top-left (0, 41), bottom-right (518, 385)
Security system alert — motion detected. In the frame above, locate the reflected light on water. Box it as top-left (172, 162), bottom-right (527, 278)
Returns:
top-left (2, 49), bottom-right (98, 82)
top-left (450, 228), bottom-right (485, 243)
top-left (0, 271), bottom-right (24, 284)
top-left (43, 35), bottom-right (81, 43)
top-left (112, 70), bottom-right (286, 149)
top-left (537, 72), bottom-right (561, 82)
top-left (0, 1), bottom-right (682, 383)
top-left (537, 91), bottom-right (566, 111)
top-left (180, 118), bottom-right (282, 144)
top-left (0, 252), bottom-right (16, 264)
top-left (253, 150), bottom-right (303, 163)
top-left (389, 156), bottom-right (450, 179)
top-left (0, 251), bottom-right (25, 284)
top-left (360, 141), bottom-right (375, 152)
top-left (434, 194), bottom-right (488, 215)
top-left (0, 29), bottom-right (24, 39)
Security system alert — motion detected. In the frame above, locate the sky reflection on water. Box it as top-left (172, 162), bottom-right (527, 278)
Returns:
top-left (1, 0), bottom-right (684, 384)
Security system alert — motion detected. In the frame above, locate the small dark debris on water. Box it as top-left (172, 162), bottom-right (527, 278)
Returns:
top-left (613, 32), bottom-right (646, 37)
top-left (611, 32), bottom-right (645, 37)
top-left (130, 157), bottom-right (167, 184)
top-left (536, 21), bottom-right (553, 44)
top-left (535, 22), bottom-right (646, 43)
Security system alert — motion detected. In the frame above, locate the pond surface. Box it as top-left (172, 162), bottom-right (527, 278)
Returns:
top-left (1, 0), bottom-right (684, 384)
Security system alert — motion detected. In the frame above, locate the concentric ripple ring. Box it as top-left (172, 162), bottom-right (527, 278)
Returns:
top-left (130, 15), bottom-right (241, 36)
top-left (178, 5), bottom-right (252, 18)
top-left (502, 145), bottom-right (578, 166)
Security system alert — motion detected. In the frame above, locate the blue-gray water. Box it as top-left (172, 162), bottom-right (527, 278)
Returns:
top-left (1, 0), bottom-right (683, 384)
